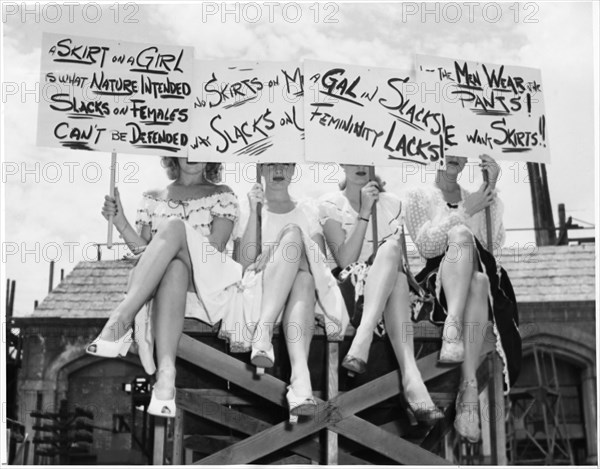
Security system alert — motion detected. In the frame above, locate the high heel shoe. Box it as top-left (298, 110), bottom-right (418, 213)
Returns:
top-left (148, 388), bottom-right (176, 418)
top-left (399, 393), bottom-right (445, 426)
top-left (454, 379), bottom-right (481, 442)
top-left (341, 354), bottom-right (367, 376)
top-left (286, 386), bottom-right (317, 424)
top-left (251, 345), bottom-right (275, 375)
top-left (86, 327), bottom-right (133, 358)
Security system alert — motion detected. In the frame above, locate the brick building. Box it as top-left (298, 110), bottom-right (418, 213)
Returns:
top-left (10, 244), bottom-right (597, 464)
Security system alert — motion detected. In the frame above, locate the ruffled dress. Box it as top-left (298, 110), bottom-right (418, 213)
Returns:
top-left (131, 189), bottom-right (242, 375)
top-left (218, 200), bottom-right (349, 352)
top-left (318, 191), bottom-right (403, 331)
top-left (404, 185), bottom-right (522, 391)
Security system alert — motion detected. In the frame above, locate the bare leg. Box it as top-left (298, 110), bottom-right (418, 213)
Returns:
top-left (439, 225), bottom-right (477, 343)
top-left (383, 272), bottom-right (435, 409)
top-left (283, 271), bottom-right (316, 398)
top-left (347, 239), bottom-right (402, 363)
top-left (151, 259), bottom-right (190, 401)
top-left (253, 226), bottom-right (306, 351)
top-left (99, 219), bottom-right (193, 341)
top-left (458, 271), bottom-right (489, 402)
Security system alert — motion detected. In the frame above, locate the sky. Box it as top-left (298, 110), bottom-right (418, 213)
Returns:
top-left (1, 2), bottom-right (598, 316)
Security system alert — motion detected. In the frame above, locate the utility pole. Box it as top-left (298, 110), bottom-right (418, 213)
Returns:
top-left (527, 162), bottom-right (556, 246)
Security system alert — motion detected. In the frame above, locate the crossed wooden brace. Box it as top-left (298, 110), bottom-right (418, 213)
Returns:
top-left (166, 333), bottom-right (497, 465)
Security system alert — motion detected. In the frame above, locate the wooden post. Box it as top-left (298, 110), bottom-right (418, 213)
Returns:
top-left (488, 353), bottom-right (507, 464)
top-left (172, 408), bottom-right (184, 464)
top-left (527, 162), bottom-right (556, 246)
top-left (152, 419), bottom-right (166, 465)
top-left (325, 341), bottom-right (339, 464)
top-left (107, 151), bottom-right (117, 249)
top-left (368, 166), bottom-right (379, 255)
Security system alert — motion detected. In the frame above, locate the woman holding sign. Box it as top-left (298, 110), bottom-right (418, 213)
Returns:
top-left (220, 163), bottom-right (348, 422)
top-left (404, 154), bottom-right (521, 442)
top-left (319, 165), bottom-right (443, 425)
top-left (87, 157), bottom-right (241, 419)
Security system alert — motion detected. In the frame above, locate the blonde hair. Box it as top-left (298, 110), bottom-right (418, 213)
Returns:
top-left (160, 157), bottom-right (222, 183)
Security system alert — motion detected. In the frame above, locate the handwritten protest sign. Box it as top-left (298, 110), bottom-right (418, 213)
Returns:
top-left (416, 54), bottom-right (549, 163)
top-left (304, 59), bottom-right (456, 167)
top-left (37, 33), bottom-right (193, 155)
top-left (187, 61), bottom-right (304, 163)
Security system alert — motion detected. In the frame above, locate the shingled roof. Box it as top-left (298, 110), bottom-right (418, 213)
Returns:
top-left (21, 245), bottom-right (595, 319)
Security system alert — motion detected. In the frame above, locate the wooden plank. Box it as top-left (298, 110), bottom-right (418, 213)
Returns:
top-left (179, 388), bottom-right (323, 405)
top-left (184, 448), bottom-right (193, 465)
top-left (325, 341), bottom-right (339, 465)
top-left (152, 419), bottom-right (166, 465)
top-left (489, 353), bottom-right (508, 464)
top-left (178, 389), bottom-right (368, 465)
top-left (194, 363), bottom-right (451, 465)
top-left (179, 333), bottom-right (494, 465)
top-left (172, 407), bottom-right (184, 465)
top-left (178, 334), bottom-right (287, 405)
top-left (332, 415), bottom-right (450, 465)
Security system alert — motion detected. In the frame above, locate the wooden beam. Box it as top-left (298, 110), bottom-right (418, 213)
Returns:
top-left (172, 407), bottom-right (184, 465)
top-left (152, 418), bottom-right (166, 465)
top-left (325, 341), bottom-right (339, 465)
top-left (193, 355), bottom-right (454, 465)
top-left (178, 333), bottom-right (495, 465)
top-left (178, 334), bottom-right (287, 405)
top-left (489, 353), bottom-right (507, 464)
top-left (332, 415), bottom-right (450, 465)
top-left (177, 389), bottom-right (367, 465)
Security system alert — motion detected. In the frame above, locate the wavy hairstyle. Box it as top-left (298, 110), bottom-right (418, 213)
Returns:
top-left (161, 157), bottom-right (222, 183)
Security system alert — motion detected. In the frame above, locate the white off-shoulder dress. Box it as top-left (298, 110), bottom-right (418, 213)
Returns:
top-left (219, 200), bottom-right (349, 352)
top-left (132, 189), bottom-right (242, 375)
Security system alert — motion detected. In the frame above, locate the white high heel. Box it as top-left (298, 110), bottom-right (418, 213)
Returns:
top-left (286, 386), bottom-right (317, 424)
top-left (86, 328), bottom-right (133, 358)
top-left (251, 345), bottom-right (275, 375)
top-left (148, 388), bottom-right (176, 418)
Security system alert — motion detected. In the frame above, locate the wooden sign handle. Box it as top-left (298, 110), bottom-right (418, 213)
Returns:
top-left (368, 166), bottom-right (379, 256)
top-left (482, 168), bottom-right (493, 252)
top-left (255, 163), bottom-right (262, 256)
top-left (107, 151), bottom-right (117, 249)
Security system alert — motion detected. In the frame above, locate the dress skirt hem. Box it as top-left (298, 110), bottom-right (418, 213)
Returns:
top-left (132, 221), bottom-right (242, 375)
top-left (414, 236), bottom-right (522, 393)
top-left (218, 224), bottom-right (349, 353)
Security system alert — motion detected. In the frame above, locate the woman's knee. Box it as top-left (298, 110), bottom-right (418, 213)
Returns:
top-left (155, 218), bottom-right (186, 242)
top-left (379, 239), bottom-right (402, 262)
top-left (279, 224), bottom-right (305, 261)
top-left (447, 224), bottom-right (474, 245)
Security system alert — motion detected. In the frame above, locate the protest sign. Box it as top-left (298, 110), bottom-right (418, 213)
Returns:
top-left (187, 61), bottom-right (304, 163)
top-left (37, 32), bottom-right (193, 155)
top-left (416, 54), bottom-right (549, 163)
top-left (304, 59), bottom-right (456, 167)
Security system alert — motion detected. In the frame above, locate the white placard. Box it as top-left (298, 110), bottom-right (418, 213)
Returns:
top-left (187, 60), bottom-right (304, 163)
